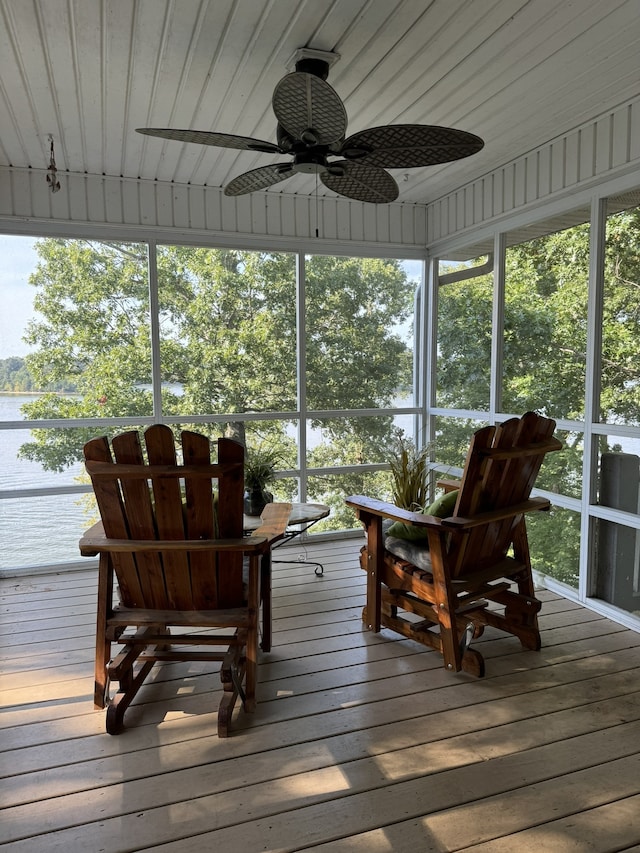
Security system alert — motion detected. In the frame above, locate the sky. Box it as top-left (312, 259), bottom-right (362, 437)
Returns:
top-left (0, 235), bottom-right (39, 358)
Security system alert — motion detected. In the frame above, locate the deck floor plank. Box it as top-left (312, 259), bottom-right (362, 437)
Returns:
top-left (2, 537), bottom-right (640, 852)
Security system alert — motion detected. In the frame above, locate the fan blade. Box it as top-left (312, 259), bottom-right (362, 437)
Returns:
top-left (136, 128), bottom-right (282, 154)
top-left (224, 163), bottom-right (295, 196)
top-left (339, 125), bottom-right (484, 168)
top-left (272, 73), bottom-right (347, 146)
top-left (321, 160), bottom-right (398, 204)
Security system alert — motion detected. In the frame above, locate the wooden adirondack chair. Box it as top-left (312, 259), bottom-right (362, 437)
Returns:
top-left (79, 424), bottom-right (291, 736)
top-left (346, 412), bottom-right (562, 676)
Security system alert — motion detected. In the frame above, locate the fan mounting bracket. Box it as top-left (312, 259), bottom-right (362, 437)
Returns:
top-left (286, 47), bottom-right (340, 79)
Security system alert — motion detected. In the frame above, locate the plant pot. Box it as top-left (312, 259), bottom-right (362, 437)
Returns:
top-left (244, 488), bottom-right (273, 516)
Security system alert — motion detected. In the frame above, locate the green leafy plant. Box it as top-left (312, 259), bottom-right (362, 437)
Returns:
top-left (388, 436), bottom-right (432, 511)
top-left (244, 445), bottom-right (283, 492)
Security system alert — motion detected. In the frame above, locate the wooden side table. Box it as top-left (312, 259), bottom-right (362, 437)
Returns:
top-left (244, 502), bottom-right (330, 652)
top-left (244, 501), bottom-right (330, 574)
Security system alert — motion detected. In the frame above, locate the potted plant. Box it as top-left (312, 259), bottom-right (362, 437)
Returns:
top-left (385, 437), bottom-right (459, 542)
top-left (243, 445), bottom-right (283, 515)
top-left (388, 436), bottom-right (432, 511)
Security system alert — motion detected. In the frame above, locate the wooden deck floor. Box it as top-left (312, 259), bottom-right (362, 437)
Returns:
top-left (2, 537), bottom-right (640, 852)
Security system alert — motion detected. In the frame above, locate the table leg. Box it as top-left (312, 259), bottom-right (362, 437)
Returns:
top-left (271, 518), bottom-right (325, 575)
top-left (271, 554), bottom-right (324, 575)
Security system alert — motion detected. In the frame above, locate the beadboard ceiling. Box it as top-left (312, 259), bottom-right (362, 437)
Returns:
top-left (1, 0), bottom-right (639, 207)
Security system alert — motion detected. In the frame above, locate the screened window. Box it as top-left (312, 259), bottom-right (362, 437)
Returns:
top-left (600, 198), bottom-right (640, 426)
top-left (502, 215), bottom-right (590, 420)
top-left (436, 256), bottom-right (492, 411)
top-left (0, 237), bottom-right (151, 569)
top-left (592, 191), bottom-right (640, 615)
top-left (0, 239), bottom-right (420, 571)
top-left (157, 246), bottom-right (297, 419)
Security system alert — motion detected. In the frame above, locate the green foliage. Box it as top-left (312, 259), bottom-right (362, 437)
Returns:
top-left (527, 505), bottom-right (582, 588)
top-left (434, 418), bottom-right (488, 471)
top-left (305, 255), bottom-right (411, 413)
top-left (436, 271), bottom-right (493, 410)
top-left (0, 357), bottom-right (32, 391)
top-left (600, 208), bottom-right (640, 424)
top-left (502, 226), bottom-right (590, 421)
top-left (308, 468), bottom-right (395, 533)
top-left (156, 247), bottom-right (298, 418)
top-left (434, 208), bottom-right (640, 587)
top-left (18, 240), bottom-right (414, 476)
top-left (0, 356), bottom-right (76, 393)
top-left (388, 436), bottom-right (431, 511)
top-left (244, 444), bottom-right (284, 491)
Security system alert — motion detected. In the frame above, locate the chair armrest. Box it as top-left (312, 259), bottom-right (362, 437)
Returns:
top-left (436, 478), bottom-right (461, 493)
top-left (79, 521), bottom-right (106, 556)
top-left (79, 503), bottom-right (292, 556)
top-left (80, 533), bottom-right (270, 554)
top-left (346, 494), bottom-right (551, 535)
top-left (249, 502), bottom-right (292, 545)
top-left (345, 495), bottom-right (444, 531)
top-left (441, 496), bottom-right (551, 530)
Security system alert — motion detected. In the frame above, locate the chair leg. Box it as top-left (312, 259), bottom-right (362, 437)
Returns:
top-left (510, 522), bottom-right (542, 648)
top-left (483, 588), bottom-right (542, 650)
top-left (245, 557), bottom-right (260, 712)
top-left (218, 558), bottom-right (260, 736)
top-left (260, 551), bottom-right (272, 652)
top-left (103, 626), bottom-right (166, 734)
top-left (378, 570), bottom-right (488, 677)
top-left (460, 647), bottom-right (485, 677)
top-left (244, 660), bottom-right (257, 713)
top-left (94, 554), bottom-right (113, 709)
top-left (361, 522), bottom-right (384, 632)
top-left (217, 694), bottom-right (235, 738)
top-left (106, 658), bottom-right (155, 734)
top-left (218, 642), bottom-right (246, 737)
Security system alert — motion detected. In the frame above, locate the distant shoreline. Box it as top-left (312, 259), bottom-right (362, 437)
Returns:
top-left (0, 391), bottom-right (68, 396)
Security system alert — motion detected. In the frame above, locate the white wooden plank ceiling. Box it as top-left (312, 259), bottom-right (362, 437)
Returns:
top-left (0, 0), bottom-right (639, 206)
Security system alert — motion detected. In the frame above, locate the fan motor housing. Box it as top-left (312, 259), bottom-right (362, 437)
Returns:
top-left (293, 151), bottom-right (329, 174)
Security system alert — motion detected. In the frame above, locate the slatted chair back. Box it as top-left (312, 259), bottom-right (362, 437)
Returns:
top-left (444, 411), bottom-right (561, 577)
top-left (346, 412), bottom-right (562, 677)
top-left (83, 424), bottom-right (245, 611)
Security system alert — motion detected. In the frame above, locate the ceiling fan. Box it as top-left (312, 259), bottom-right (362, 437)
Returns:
top-left (137, 49), bottom-right (484, 204)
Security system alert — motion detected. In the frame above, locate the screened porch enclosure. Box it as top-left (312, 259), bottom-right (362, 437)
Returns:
top-left (2, 4), bottom-right (640, 850)
top-left (3, 189), bottom-right (640, 637)
top-left (0, 0), bottom-right (639, 636)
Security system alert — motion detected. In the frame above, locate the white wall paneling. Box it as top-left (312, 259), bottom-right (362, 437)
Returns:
top-left (1, 99), bottom-right (639, 257)
top-left (427, 95), bottom-right (640, 249)
top-left (0, 167), bottom-right (428, 258)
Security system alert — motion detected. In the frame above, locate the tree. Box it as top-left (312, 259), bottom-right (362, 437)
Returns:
top-left (435, 208), bottom-right (640, 586)
top-left (19, 240), bottom-right (416, 504)
top-left (0, 357), bottom-right (32, 392)
top-left (601, 208), bottom-right (640, 424)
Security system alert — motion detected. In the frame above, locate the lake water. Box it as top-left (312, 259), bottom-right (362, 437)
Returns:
top-left (0, 395), bottom-right (87, 571)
